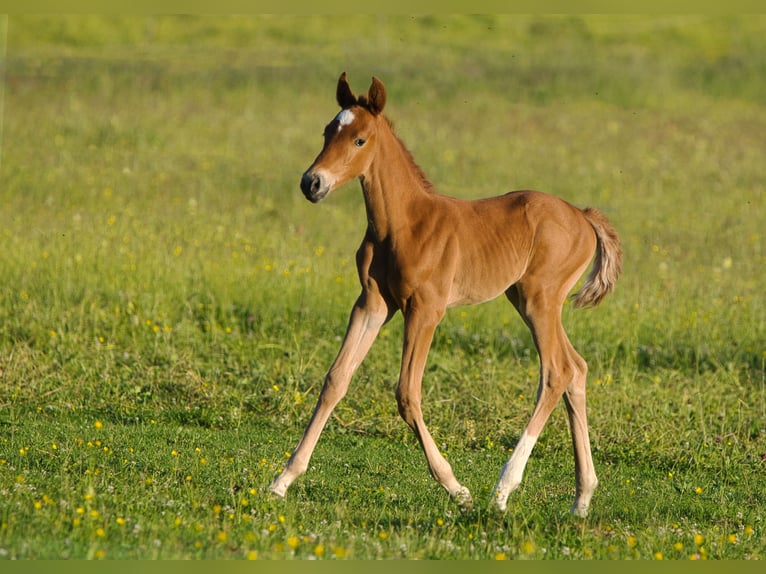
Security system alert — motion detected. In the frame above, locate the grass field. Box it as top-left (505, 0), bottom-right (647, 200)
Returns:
top-left (0, 15), bottom-right (764, 559)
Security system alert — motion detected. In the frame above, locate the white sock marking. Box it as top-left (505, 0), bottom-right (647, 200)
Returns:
top-left (492, 430), bottom-right (538, 510)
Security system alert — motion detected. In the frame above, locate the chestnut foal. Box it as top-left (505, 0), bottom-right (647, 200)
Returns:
top-left (270, 73), bottom-right (622, 517)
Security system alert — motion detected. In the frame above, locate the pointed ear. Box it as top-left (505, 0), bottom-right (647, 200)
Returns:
top-left (336, 72), bottom-right (357, 109)
top-left (366, 76), bottom-right (386, 115)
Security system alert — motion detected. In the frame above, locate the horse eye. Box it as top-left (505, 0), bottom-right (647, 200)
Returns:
top-left (354, 138), bottom-right (366, 147)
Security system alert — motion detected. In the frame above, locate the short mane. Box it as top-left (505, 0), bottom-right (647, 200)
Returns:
top-left (384, 116), bottom-right (436, 194)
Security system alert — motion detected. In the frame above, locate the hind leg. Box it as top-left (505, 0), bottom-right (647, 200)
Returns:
top-left (563, 373), bottom-right (598, 517)
top-left (491, 283), bottom-right (596, 516)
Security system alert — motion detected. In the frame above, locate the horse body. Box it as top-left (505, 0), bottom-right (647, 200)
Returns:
top-left (271, 73), bottom-right (622, 517)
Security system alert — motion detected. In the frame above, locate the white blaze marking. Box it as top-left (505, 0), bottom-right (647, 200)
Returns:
top-left (335, 109), bottom-right (355, 132)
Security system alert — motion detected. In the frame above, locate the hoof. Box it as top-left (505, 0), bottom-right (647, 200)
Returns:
top-left (488, 491), bottom-right (508, 514)
top-left (570, 503), bottom-right (589, 518)
top-left (269, 480), bottom-right (288, 498)
top-left (453, 486), bottom-right (474, 511)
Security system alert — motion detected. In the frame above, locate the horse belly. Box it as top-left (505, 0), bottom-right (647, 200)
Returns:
top-left (446, 232), bottom-right (528, 307)
top-left (447, 264), bottom-right (521, 307)
top-left (447, 288), bottom-right (503, 307)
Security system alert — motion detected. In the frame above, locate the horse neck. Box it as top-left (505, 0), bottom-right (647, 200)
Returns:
top-left (360, 119), bottom-right (435, 242)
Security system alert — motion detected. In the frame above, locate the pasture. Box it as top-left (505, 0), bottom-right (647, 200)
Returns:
top-left (0, 15), bottom-right (764, 559)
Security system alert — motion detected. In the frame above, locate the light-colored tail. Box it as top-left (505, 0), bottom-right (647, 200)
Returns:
top-left (572, 207), bottom-right (623, 308)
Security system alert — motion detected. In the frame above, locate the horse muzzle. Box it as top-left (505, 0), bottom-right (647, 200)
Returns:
top-left (300, 171), bottom-right (331, 203)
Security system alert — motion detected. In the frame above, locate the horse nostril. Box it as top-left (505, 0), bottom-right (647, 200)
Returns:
top-left (300, 172), bottom-right (315, 194)
top-left (301, 172), bottom-right (326, 202)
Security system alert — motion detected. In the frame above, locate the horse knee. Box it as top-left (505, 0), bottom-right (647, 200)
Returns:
top-left (319, 370), bottom-right (349, 407)
top-left (395, 389), bottom-right (420, 428)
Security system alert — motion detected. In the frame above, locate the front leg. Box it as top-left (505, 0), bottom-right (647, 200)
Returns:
top-left (395, 303), bottom-right (473, 510)
top-left (269, 291), bottom-right (391, 497)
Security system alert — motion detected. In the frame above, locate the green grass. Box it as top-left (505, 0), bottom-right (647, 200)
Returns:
top-left (0, 15), bottom-right (764, 559)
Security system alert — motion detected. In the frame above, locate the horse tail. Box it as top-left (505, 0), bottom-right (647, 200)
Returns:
top-left (572, 207), bottom-right (623, 308)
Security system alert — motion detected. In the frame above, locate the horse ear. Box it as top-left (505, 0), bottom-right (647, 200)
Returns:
top-left (366, 76), bottom-right (386, 115)
top-left (336, 72), bottom-right (357, 109)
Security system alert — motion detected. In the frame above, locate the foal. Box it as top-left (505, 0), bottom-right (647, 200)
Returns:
top-left (270, 73), bottom-right (622, 517)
